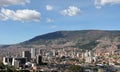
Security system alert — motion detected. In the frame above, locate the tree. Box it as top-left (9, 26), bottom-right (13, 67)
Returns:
top-left (68, 65), bottom-right (82, 72)
top-left (6, 65), bottom-right (17, 72)
top-left (0, 61), bottom-right (5, 69)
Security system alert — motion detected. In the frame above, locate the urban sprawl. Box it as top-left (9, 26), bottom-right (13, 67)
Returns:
top-left (1, 48), bottom-right (120, 72)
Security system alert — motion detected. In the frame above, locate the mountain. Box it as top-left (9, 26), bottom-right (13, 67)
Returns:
top-left (1, 30), bottom-right (120, 58)
top-left (1, 30), bottom-right (120, 52)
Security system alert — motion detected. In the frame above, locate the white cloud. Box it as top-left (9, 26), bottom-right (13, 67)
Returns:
top-left (0, 0), bottom-right (30, 7)
top-left (95, 0), bottom-right (120, 8)
top-left (60, 6), bottom-right (81, 16)
top-left (46, 18), bottom-right (54, 23)
top-left (0, 8), bottom-right (41, 22)
top-left (0, 13), bottom-right (8, 21)
top-left (46, 5), bottom-right (53, 11)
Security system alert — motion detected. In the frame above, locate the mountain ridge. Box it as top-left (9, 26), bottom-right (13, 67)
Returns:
top-left (23, 30), bottom-right (110, 42)
top-left (1, 30), bottom-right (120, 52)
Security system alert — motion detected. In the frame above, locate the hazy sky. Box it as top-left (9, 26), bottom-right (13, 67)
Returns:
top-left (0, 0), bottom-right (120, 44)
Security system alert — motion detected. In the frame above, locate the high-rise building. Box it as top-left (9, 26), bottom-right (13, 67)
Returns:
top-left (52, 50), bottom-right (56, 56)
top-left (85, 50), bottom-right (93, 63)
top-left (12, 57), bottom-right (27, 68)
top-left (36, 55), bottom-right (42, 65)
top-left (22, 51), bottom-right (31, 61)
top-left (14, 60), bottom-right (20, 68)
top-left (3, 56), bottom-right (13, 65)
top-left (31, 48), bottom-right (36, 58)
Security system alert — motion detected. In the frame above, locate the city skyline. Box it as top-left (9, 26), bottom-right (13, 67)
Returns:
top-left (0, 0), bottom-right (120, 44)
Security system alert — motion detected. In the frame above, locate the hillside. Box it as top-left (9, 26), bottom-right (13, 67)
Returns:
top-left (15, 30), bottom-right (120, 51)
top-left (1, 30), bottom-right (120, 51)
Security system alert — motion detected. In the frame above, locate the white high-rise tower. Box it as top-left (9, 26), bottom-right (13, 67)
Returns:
top-left (31, 48), bottom-right (36, 58)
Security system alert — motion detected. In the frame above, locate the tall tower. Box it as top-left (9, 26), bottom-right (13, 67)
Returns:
top-left (85, 50), bottom-right (93, 63)
top-left (88, 51), bottom-right (93, 63)
top-left (31, 48), bottom-right (36, 59)
top-left (36, 55), bottom-right (42, 65)
top-left (22, 51), bottom-right (31, 61)
top-left (52, 49), bottom-right (56, 56)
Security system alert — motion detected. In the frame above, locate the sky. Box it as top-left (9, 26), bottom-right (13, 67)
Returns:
top-left (0, 0), bottom-right (120, 44)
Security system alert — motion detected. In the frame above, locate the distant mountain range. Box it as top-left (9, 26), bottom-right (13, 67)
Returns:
top-left (1, 30), bottom-right (120, 52)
